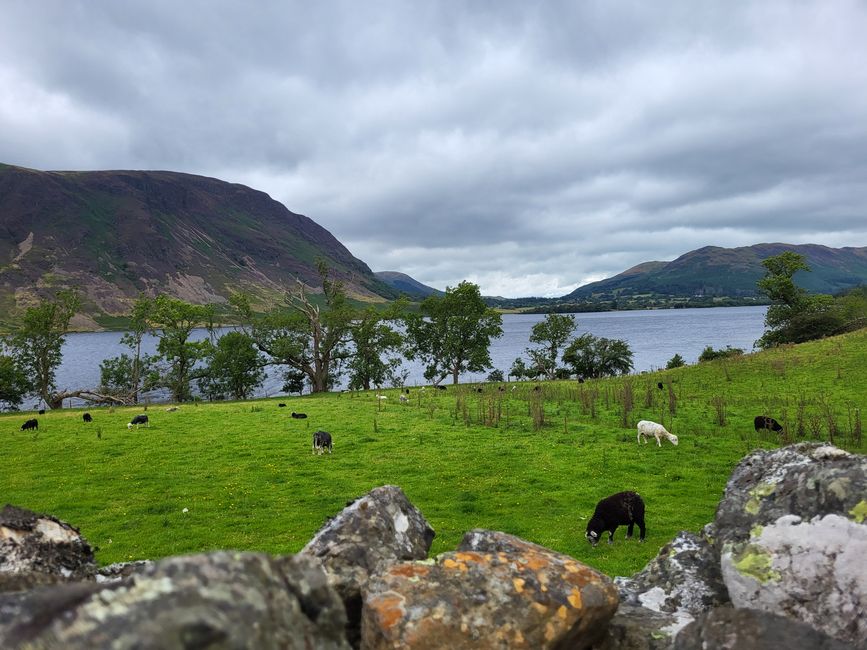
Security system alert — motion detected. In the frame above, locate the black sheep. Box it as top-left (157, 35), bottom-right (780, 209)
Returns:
top-left (312, 430), bottom-right (333, 454)
top-left (586, 491), bottom-right (646, 546)
top-left (291, 412), bottom-right (308, 419)
top-left (754, 415), bottom-right (783, 433)
top-left (21, 418), bottom-right (38, 431)
top-left (82, 413), bottom-right (93, 423)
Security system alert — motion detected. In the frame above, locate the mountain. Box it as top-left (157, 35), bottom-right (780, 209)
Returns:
top-left (0, 163), bottom-right (397, 328)
top-left (563, 244), bottom-right (867, 301)
top-left (374, 271), bottom-right (442, 299)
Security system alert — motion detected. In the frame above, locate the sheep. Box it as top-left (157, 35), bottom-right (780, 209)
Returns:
top-left (21, 418), bottom-right (38, 431)
top-left (312, 430), bottom-right (333, 455)
top-left (165, 406), bottom-right (178, 412)
top-left (278, 403), bottom-right (287, 408)
top-left (38, 409), bottom-right (45, 415)
top-left (657, 382), bottom-right (664, 390)
top-left (637, 420), bottom-right (678, 446)
top-left (291, 412), bottom-right (308, 419)
top-left (435, 385), bottom-right (447, 391)
top-left (127, 414), bottom-right (149, 429)
top-left (578, 377), bottom-right (585, 384)
top-left (754, 415), bottom-right (783, 433)
top-left (399, 394), bottom-right (408, 404)
top-left (82, 413), bottom-right (93, 423)
top-left (586, 491), bottom-right (646, 546)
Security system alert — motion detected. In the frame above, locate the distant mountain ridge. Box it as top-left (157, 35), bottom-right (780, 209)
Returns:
top-left (564, 243), bottom-right (867, 301)
top-left (0, 163), bottom-right (396, 328)
top-left (374, 271), bottom-right (442, 298)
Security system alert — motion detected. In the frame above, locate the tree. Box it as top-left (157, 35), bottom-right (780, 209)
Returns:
top-left (0, 346), bottom-right (30, 410)
top-left (510, 357), bottom-right (528, 381)
top-left (487, 369), bottom-right (504, 383)
top-left (562, 333), bottom-right (634, 379)
top-left (10, 290), bottom-right (80, 409)
top-left (198, 331), bottom-right (265, 401)
top-left (525, 314), bottom-right (577, 380)
top-left (698, 345), bottom-right (743, 363)
top-left (404, 281), bottom-right (503, 385)
top-left (246, 262), bottom-right (356, 394)
top-left (148, 295), bottom-right (215, 402)
top-left (756, 251), bottom-right (845, 348)
top-left (665, 353), bottom-right (686, 369)
top-left (347, 306), bottom-right (404, 391)
top-left (99, 296), bottom-right (158, 402)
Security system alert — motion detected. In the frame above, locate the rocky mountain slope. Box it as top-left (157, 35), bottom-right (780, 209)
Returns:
top-left (0, 163), bottom-right (396, 327)
top-left (564, 243), bottom-right (867, 301)
top-left (374, 271), bottom-right (442, 299)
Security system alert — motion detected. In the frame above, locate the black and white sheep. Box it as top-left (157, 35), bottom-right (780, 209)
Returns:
top-left (21, 418), bottom-right (38, 431)
top-left (128, 414), bottom-right (149, 429)
top-left (312, 430), bottom-right (333, 454)
top-left (586, 491), bottom-right (646, 546)
top-left (637, 420), bottom-right (679, 446)
top-left (754, 415), bottom-right (783, 433)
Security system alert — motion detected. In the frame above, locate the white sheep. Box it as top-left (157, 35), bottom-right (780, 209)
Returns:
top-left (637, 420), bottom-right (678, 446)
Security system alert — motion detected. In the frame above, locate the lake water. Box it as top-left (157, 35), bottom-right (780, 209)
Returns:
top-left (40, 305), bottom-right (767, 408)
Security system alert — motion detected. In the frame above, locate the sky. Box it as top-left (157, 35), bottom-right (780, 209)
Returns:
top-left (2, 1), bottom-right (866, 298)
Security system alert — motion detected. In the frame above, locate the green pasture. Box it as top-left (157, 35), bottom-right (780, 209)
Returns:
top-left (2, 329), bottom-right (866, 577)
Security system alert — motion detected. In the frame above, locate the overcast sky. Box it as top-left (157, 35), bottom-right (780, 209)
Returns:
top-left (2, 1), bottom-right (866, 297)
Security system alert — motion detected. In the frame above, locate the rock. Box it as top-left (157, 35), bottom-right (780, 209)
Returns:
top-left (95, 561), bottom-right (153, 584)
top-left (0, 551), bottom-right (351, 649)
top-left (362, 530), bottom-right (618, 649)
top-left (0, 504), bottom-right (96, 584)
top-left (673, 607), bottom-right (856, 649)
top-left (596, 604), bottom-right (680, 650)
top-left (714, 443), bottom-right (867, 646)
top-left (300, 485), bottom-right (435, 645)
top-left (610, 531), bottom-right (729, 646)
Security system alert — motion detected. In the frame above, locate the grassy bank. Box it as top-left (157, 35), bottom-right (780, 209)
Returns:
top-left (2, 329), bottom-right (866, 577)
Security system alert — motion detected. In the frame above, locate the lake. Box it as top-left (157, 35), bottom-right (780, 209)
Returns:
top-left (40, 305), bottom-right (767, 408)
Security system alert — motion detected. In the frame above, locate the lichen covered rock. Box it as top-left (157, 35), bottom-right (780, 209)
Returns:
top-left (714, 443), bottom-right (867, 645)
top-left (0, 504), bottom-right (96, 585)
top-left (362, 530), bottom-right (618, 649)
top-left (0, 551), bottom-right (350, 649)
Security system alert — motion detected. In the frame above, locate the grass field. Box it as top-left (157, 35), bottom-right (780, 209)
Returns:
top-left (3, 329), bottom-right (867, 577)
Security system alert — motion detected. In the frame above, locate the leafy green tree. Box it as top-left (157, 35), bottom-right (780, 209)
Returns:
top-left (509, 357), bottom-right (528, 380)
top-left (665, 353), bottom-right (686, 369)
top-left (245, 262), bottom-right (356, 394)
top-left (525, 314), bottom-right (577, 380)
top-left (99, 296), bottom-right (158, 402)
top-left (198, 331), bottom-right (265, 401)
top-left (698, 345), bottom-right (744, 363)
top-left (347, 306), bottom-right (404, 391)
top-left (148, 295), bottom-right (215, 402)
top-left (756, 251), bottom-right (846, 348)
top-left (487, 369), bottom-right (504, 383)
top-left (562, 333), bottom-right (634, 378)
top-left (0, 346), bottom-right (31, 410)
top-left (10, 290), bottom-right (80, 409)
top-left (404, 281), bottom-right (503, 385)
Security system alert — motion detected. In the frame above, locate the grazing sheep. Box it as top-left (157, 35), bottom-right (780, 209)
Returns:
top-left (82, 413), bottom-right (93, 423)
top-left (376, 394), bottom-right (387, 400)
top-left (637, 420), bottom-right (679, 446)
top-left (435, 385), bottom-right (447, 391)
top-left (586, 491), bottom-right (646, 546)
top-left (754, 415), bottom-right (783, 433)
top-left (21, 418), bottom-right (38, 431)
top-left (399, 394), bottom-right (408, 404)
top-left (291, 412), bottom-right (308, 419)
top-left (278, 403), bottom-right (287, 408)
top-left (657, 382), bottom-right (664, 390)
top-left (38, 409), bottom-right (45, 415)
top-left (312, 430), bottom-right (333, 454)
top-left (165, 406), bottom-right (179, 412)
top-left (475, 387), bottom-right (483, 393)
top-left (578, 377), bottom-right (585, 384)
top-left (127, 414), bottom-right (149, 429)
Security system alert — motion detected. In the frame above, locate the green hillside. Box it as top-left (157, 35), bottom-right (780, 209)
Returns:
top-left (3, 328), bottom-right (865, 577)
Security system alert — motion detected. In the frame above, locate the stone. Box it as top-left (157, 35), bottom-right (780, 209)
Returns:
top-left (362, 530), bottom-right (618, 649)
top-left (595, 604), bottom-right (680, 650)
top-left (714, 443), bottom-right (867, 646)
top-left (95, 560), bottom-right (153, 583)
top-left (0, 504), bottom-right (96, 584)
top-left (673, 606), bottom-right (856, 650)
top-left (611, 531), bottom-right (729, 645)
top-left (0, 551), bottom-right (351, 649)
top-left (300, 485), bottom-right (435, 645)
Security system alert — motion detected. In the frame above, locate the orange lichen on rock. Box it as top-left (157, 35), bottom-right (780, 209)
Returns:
top-left (368, 593), bottom-right (405, 631)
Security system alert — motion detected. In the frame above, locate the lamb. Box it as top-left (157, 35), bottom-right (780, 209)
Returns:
top-left (127, 414), bottom-right (149, 429)
top-left (278, 403), bottom-right (287, 408)
top-left (312, 430), bottom-right (333, 454)
top-left (754, 415), bottom-right (783, 433)
top-left (399, 394), bottom-right (408, 404)
top-left (586, 491), bottom-right (646, 546)
top-left (291, 412), bottom-right (307, 419)
top-left (21, 418), bottom-right (38, 431)
top-left (82, 413), bottom-right (93, 423)
top-left (637, 419), bottom-right (678, 446)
